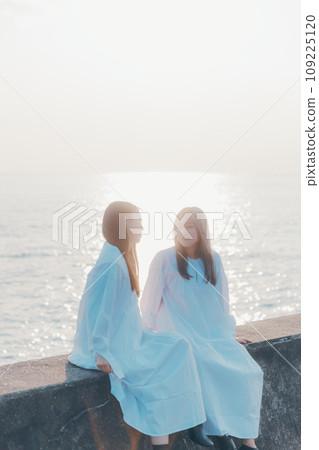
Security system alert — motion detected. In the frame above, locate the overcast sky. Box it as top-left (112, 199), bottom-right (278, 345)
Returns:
top-left (0, 0), bottom-right (300, 175)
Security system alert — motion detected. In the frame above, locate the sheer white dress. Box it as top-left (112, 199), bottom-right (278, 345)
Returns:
top-left (140, 247), bottom-right (263, 438)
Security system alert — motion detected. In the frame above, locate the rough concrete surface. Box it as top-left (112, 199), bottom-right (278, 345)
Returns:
top-left (0, 314), bottom-right (301, 450)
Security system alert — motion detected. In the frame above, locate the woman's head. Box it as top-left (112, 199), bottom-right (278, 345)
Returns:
top-left (102, 201), bottom-right (143, 249)
top-left (102, 201), bottom-right (143, 296)
top-left (173, 206), bottom-right (217, 286)
top-left (174, 206), bottom-right (209, 249)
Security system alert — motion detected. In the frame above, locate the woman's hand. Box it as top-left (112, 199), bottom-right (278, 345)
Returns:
top-left (236, 336), bottom-right (253, 344)
top-left (96, 354), bottom-right (114, 374)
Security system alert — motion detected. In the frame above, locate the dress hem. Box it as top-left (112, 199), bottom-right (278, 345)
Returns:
top-left (121, 413), bottom-right (207, 437)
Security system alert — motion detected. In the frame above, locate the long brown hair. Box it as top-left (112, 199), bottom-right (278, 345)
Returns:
top-left (102, 201), bottom-right (141, 296)
top-left (174, 206), bottom-right (217, 286)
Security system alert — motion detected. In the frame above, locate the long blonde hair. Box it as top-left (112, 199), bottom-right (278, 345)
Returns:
top-left (102, 201), bottom-right (141, 296)
top-left (174, 206), bottom-right (217, 286)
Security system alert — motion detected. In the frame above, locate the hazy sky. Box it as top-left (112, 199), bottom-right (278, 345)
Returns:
top-left (0, 0), bottom-right (300, 175)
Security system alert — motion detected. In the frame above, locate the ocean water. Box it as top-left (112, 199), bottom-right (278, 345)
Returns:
top-left (0, 172), bottom-right (300, 366)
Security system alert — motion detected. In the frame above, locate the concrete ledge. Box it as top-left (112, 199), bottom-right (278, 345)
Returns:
top-left (236, 313), bottom-right (301, 343)
top-left (0, 314), bottom-right (301, 450)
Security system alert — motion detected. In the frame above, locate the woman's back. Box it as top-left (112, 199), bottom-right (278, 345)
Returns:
top-left (69, 242), bottom-right (143, 372)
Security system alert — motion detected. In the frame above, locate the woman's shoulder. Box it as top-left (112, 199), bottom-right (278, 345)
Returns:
top-left (152, 246), bottom-right (176, 264)
top-left (212, 248), bottom-right (221, 260)
top-left (211, 248), bottom-right (224, 273)
top-left (148, 247), bottom-right (177, 275)
top-left (92, 242), bottom-right (127, 276)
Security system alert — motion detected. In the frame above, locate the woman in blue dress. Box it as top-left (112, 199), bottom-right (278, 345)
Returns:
top-left (140, 206), bottom-right (264, 450)
top-left (68, 201), bottom-right (214, 450)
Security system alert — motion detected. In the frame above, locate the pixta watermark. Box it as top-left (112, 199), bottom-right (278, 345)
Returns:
top-left (52, 202), bottom-right (99, 250)
top-left (52, 204), bottom-right (252, 249)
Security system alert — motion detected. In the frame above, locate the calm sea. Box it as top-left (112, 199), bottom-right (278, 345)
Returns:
top-left (0, 172), bottom-right (300, 366)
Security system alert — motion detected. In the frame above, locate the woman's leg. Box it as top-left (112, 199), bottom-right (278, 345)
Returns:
top-left (151, 435), bottom-right (169, 449)
top-left (112, 396), bottom-right (142, 450)
top-left (213, 434), bottom-right (236, 450)
top-left (151, 435), bottom-right (169, 445)
top-left (242, 438), bottom-right (257, 448)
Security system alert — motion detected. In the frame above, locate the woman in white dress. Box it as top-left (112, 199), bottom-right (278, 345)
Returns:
top-left (140, 206), bottom-right (264, 450)
top-left (68, 201), bottom-right (214, 450)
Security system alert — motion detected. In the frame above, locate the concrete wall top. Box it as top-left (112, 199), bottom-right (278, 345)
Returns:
top-left (0, 313), bottom-right (301, 398)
